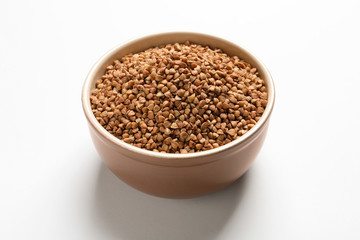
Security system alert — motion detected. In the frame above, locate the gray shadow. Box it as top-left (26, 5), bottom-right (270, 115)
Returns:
top-left (93, 162), bottom-right (250, 240)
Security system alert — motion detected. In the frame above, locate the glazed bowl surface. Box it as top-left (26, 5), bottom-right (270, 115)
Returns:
top-left (82, 32), bottom-right (275, 198)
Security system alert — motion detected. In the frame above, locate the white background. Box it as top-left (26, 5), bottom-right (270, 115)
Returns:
top-left (1, 0), bottom-right (360, 239)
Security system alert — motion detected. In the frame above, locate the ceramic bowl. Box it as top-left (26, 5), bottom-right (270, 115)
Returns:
top-left (82, 32), bottom-right (275, 198)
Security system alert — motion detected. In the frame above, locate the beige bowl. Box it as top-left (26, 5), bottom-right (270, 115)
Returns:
top-left (82, 32), bottom-right (275, 198)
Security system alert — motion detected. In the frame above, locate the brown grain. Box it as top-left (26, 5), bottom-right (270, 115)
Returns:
top-left (90, 42), bottom-right (267, 153)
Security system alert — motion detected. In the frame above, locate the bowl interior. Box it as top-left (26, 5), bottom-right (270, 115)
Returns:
top-left (82, 32), bottom-right (275, 164)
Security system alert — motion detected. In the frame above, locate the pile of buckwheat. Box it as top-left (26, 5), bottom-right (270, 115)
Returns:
top-left (90, 42), bottom-right (267, 153)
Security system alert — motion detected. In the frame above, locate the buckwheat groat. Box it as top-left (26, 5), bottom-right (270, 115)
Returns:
top-left (90, 42), bottom-right (267, 153)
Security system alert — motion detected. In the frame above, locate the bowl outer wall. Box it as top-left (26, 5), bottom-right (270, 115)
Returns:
top-left (88, 119), bottom-right (270, 198)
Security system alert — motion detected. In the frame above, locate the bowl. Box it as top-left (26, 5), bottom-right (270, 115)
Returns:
top-left (82, 32), bottom-right (275, 198)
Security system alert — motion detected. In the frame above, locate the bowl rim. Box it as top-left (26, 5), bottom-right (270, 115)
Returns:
top-left (82, 31), bottom-right (275, 160)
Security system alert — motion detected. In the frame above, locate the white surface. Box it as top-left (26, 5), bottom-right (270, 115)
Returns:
top-left (1, 0), bottom-right (360, 239)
